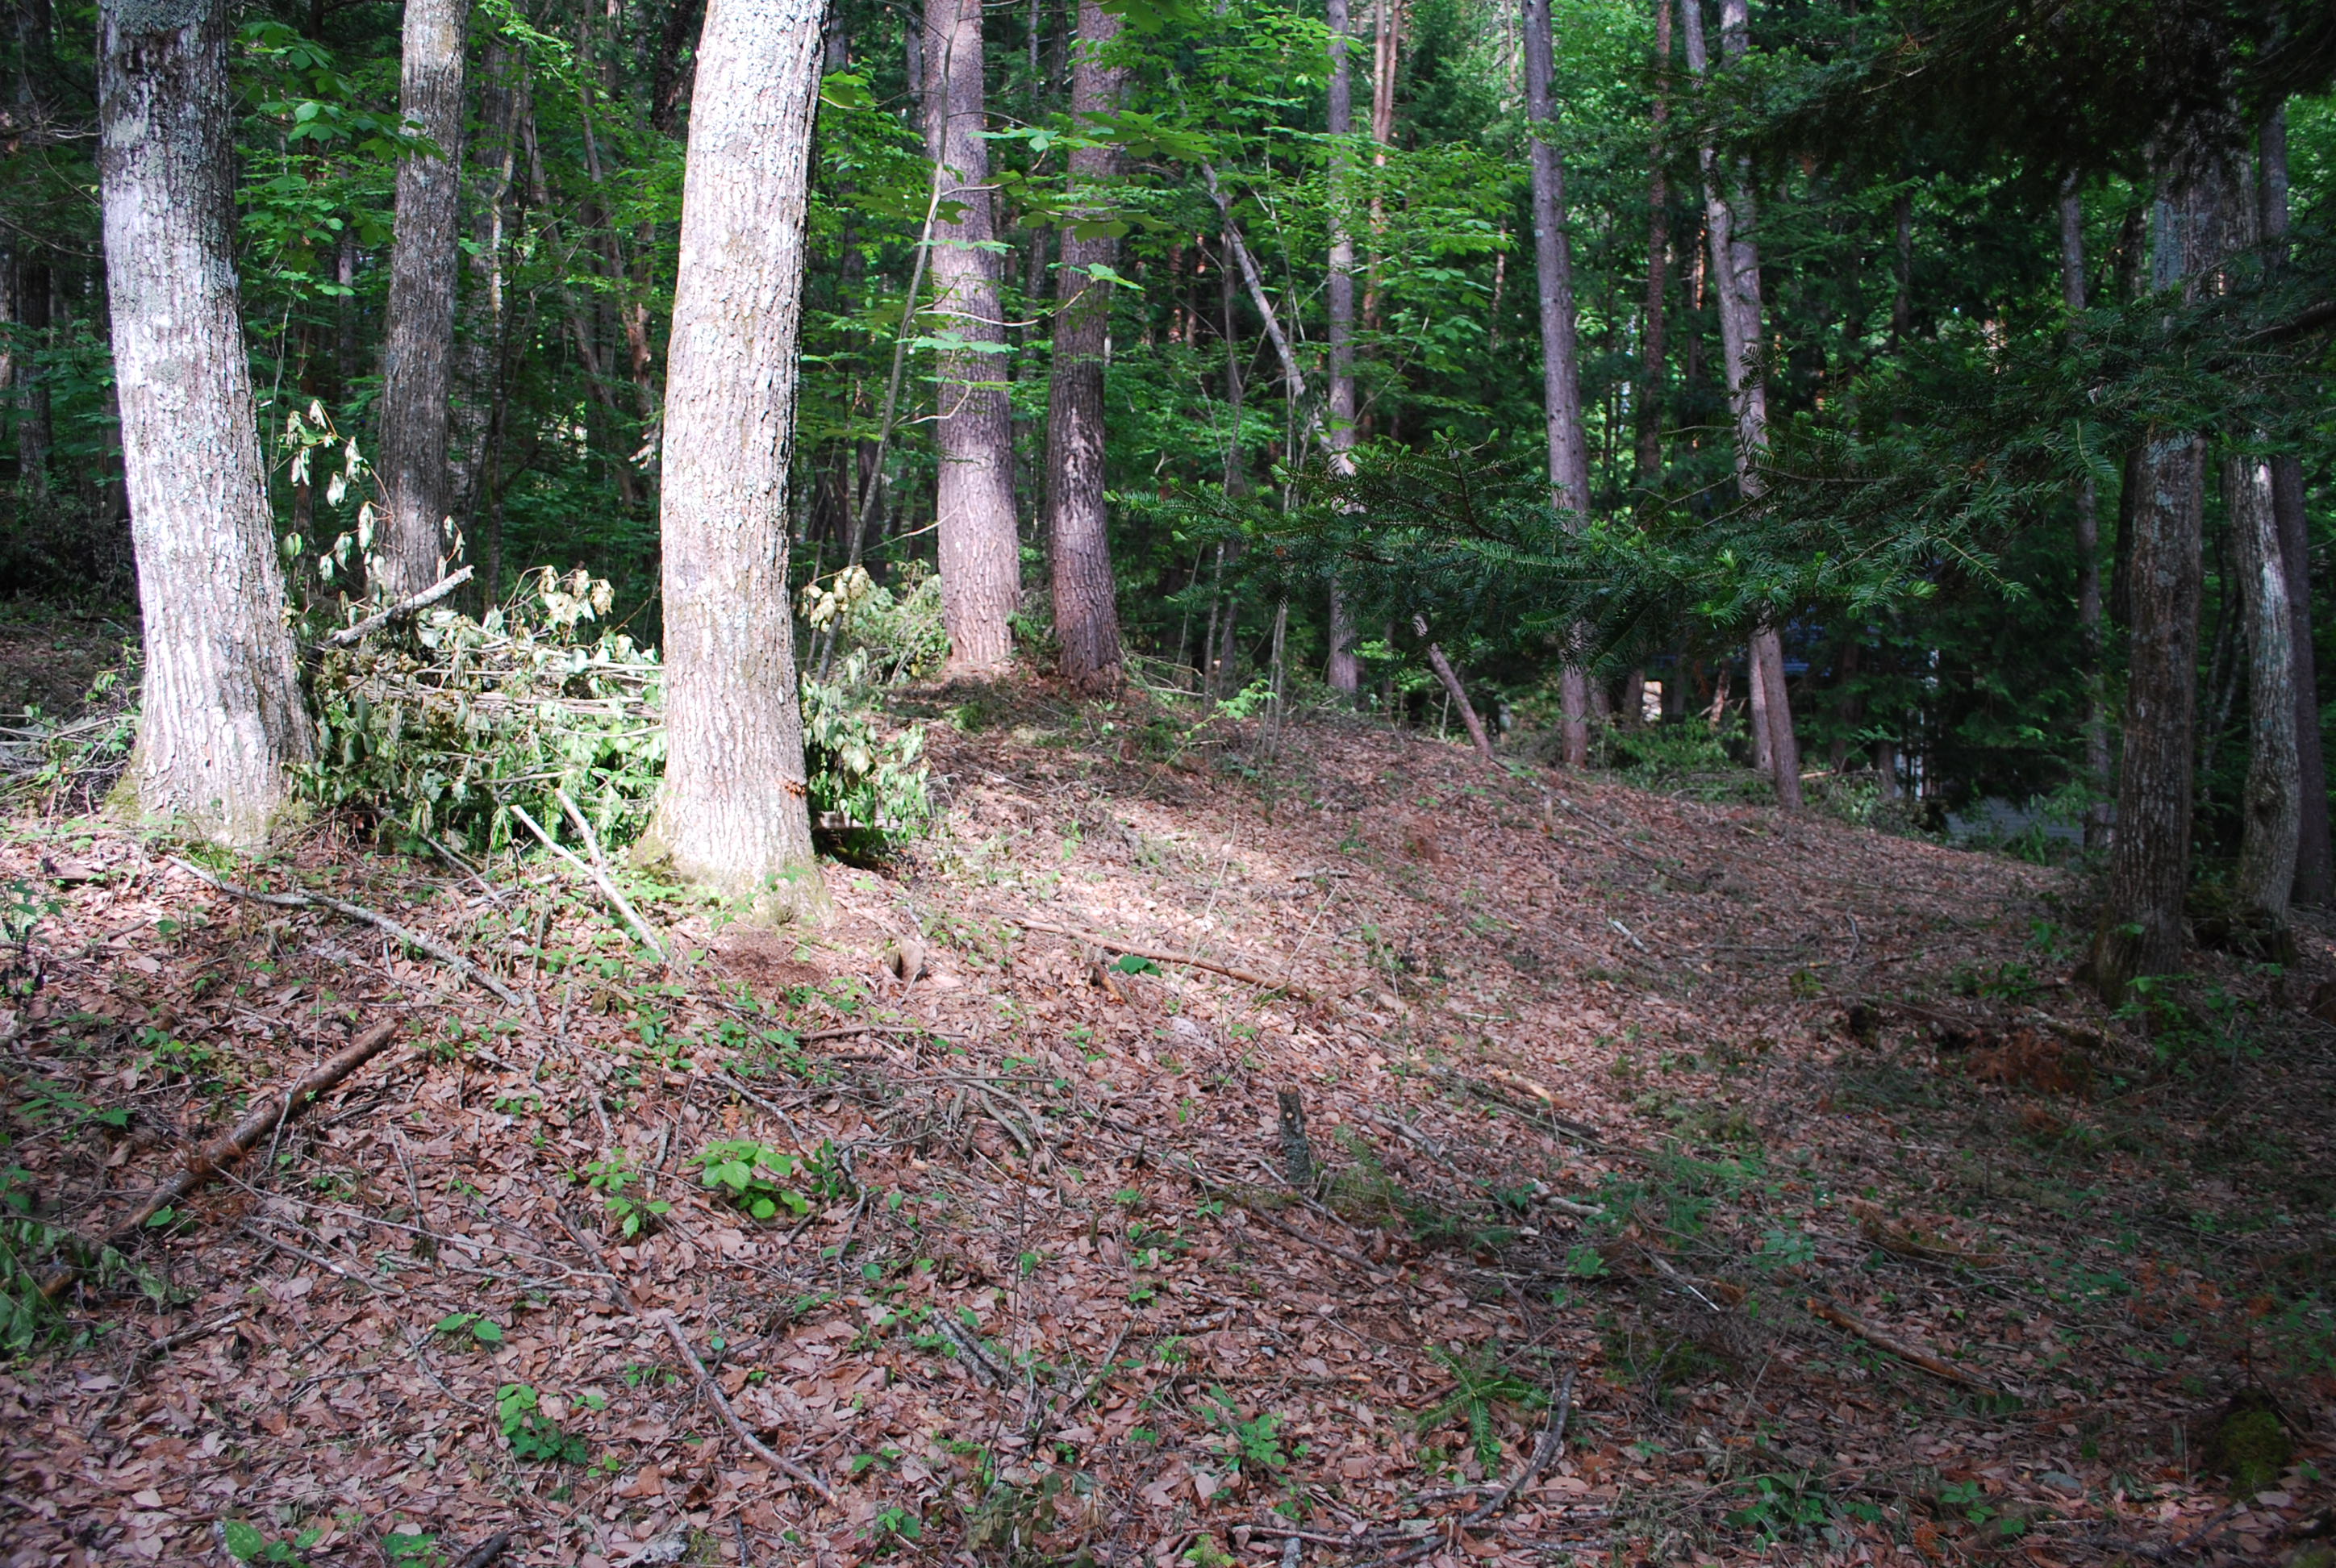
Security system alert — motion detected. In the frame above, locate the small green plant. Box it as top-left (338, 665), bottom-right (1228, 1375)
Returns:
top-left (867, 1505), bottom-right (922, 1546)
top-left (432, 1310), bottom-right (504, 1346)
top-left (1414, 1346), bottom-right (1545, 1470)
top-left (496, 1382), bottom-right (585, 1463)
top-left (1201, 1387), bottom-right (1292, 1474)
top-left (578, 1156), bottom-right (670, 1238)
top-left (1112, 953), bottom-right (1161, 975)
top-left (695, 1137), bottom-right (850, 1220)
top-left (382, 1533), bottom-right (445, 1567)
top-left (221, 1521), bottom-right (323, 1565)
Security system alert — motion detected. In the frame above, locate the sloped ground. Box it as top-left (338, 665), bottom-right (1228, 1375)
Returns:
top-left (1, 686), bottom-right (2330, 1568)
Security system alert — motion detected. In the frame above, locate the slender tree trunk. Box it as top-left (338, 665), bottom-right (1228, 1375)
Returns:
top-left (2259, 103), bottom-right (2329, 903)
top-left (99, 0), bottom-right (311, 845)
top-left (1683, 0), bottom-right (1799, 807)
top-left (1044, 0), bottom-right (1124, 690)
top-left (375, 0), bottom-right (469, 598)
top-left (2090, 152), bottom-right (2225, 1002)
top-left (1415, 615), bottom-right (1494, 762)
top-left (11, 255), bottom-right (50, 502)
top-left (1322, 0), bottom-right (1361, 694)
top-left (924, 0), bottom-right (1020, 676)
top-left (1521, 0), bottom-right (1592, 765)
top-left (450, 39), bottom-right (521, 535)
top-left (639, 0), bottom-right (830, 920)
top-left (1633, 0), bottom-right (1670, 486)
top-left (648, 0), bottom-right (707, 134)
top-left (2228, 451), bottom-right (2300, 929)
top-left (2059, 181), bottom-right (2113, 850)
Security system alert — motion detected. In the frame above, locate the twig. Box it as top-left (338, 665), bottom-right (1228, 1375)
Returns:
top-left (38, 1020), bottom-right (400, 1300)
top-left (448, 1530), bottom-right (515, 1568)
top-left (510, 800), bottom-right (667, 963)
top-left (86, 1311), bottom-right (249, 1437)
top-left (1808, 1297), bottom-right (2000, 1392)
top-left (1011, 917), bottom-right (1309, 999)
top-left (317, 565), bottom-right (476, 648)
top-left (652, 1307), bottom-right (836, 1499)
top-left (1186, 1170), bottom-right (1395, 1278)
top-left (170, 857), bottom-right (524, 1008)
top-left (1062, 1322), bottom-right (1133, 1418)
top-left (1465, 1367), bottom-right (1575, 1524)
top-left (550, 1210), bottom-right (834, 1501)
top-left (245, 1220), bottom-right (387, 1295)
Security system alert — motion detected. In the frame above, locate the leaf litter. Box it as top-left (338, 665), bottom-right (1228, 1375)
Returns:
top-left (1, 690), bottom-right (2331, 1568)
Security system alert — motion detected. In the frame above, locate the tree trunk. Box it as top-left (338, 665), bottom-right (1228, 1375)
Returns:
top-left (924, 0), bottom-right (1020, 677)
top-left (1415, 616), bottom-right (1494, 763)
top-left (639, 0), bottom-right (830, 920)
top-left (1683, 0), bottom-right (1799, 807)
top-left (11, 253), bottom-right (50, 502)
top-left (99, 0), bottom-right (311, 846)
top-left (2259, 104), bottom-right (2329, 904)
top-left (2227, 452), bottom-right (2300, 928)
top-left (1044, 0), bottom-right (1124, 690)
top-left (1633, 0), bottom-right (1670, 487)
top-left (450, 39), bottom-right (522, 538)
top-left (1521, 0), bottom-right (1592, 766)
top-left (2059, 181), bottom-right (2113, 850)
top-left (375, 0), bottom-right (469, 598)
top-left (649, 0), bottom-right (708, 135)
top-left (1321, 0), bottom-right (1361, 694)
top-left (2090, 153), bottom-right (2225, 1002)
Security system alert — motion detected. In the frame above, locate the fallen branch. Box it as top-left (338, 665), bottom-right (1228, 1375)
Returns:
top-left (1184, 1169), bottom-right (1395, 1279)
top-left (1414, 615), bottom-right (1497, 765)
top-left (170, 857), bottom-right (525, 1008)
top-left (449, 1533), bottom-right (515, 1568)
top-left (1465, 1367), bottom-right (1576, 1524)
top-left (1011, 917), bottom-right (1309, 999)
top-left (652, 1307), bottom-right (837, 1499)
top-left (40, 1020), bottom-right (399, 1300)
top-left (1429, 1064), bottom-right (1628, 1153)
top-left (551, 1210), bottom-right (834, 1501)
top-left (510, 799), bottom-right (666, 963)
top-left (1808, 1297), bottom-right (2001, 1392)
top-left (317, 565), bottom-right (476, 648)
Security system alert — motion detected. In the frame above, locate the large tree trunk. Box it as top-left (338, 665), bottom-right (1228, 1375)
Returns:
top-left (2059, 181), bottom-right (2113, 850)
top-left (2228, 451), bottom-right (2300, 929)
top-left (2259, 104), bottom-right (2330, 904)
top-left (1044, 0), bottom-right (1124, 690)
top-left (1633, 0), bottom-right (1670, 487)
top-left (1521, 0), bottom-right (1593, 767)
top-left (1683, 0), bottom-right (1799, 807)
top-left (1321, 0), bottom-right (1361, 694)
top-left (2089, 153), bottom-right (2225, 1001)
top-left (374, 0), bottom-right (469, 598)
top-left (924, 0), bottom-right (1020, 677)
top-left (637, 0), bottom-right (830, 921)
top-left (99, 0), bottom-right (311, 846)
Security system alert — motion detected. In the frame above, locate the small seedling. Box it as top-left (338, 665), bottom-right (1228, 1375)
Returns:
top-left (432, 1311), bottom-right (504, 1346)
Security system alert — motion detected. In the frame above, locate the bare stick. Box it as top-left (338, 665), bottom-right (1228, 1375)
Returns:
top-left (652, 1307), bottom-right (836, 1499)
top-left (1808, 1297), bottom-right (2000, 1391)
top-left (1011, 917), bottom-right (1309, 999)
top-left (39, 1020), bottom-right (399, 1299)
top-left (1415, 615), bottom-right (1497, 763)
top-left (171, 857), bottom-right (524, 1008)
top-left (317, 565), bottom-right (476, 648)
top-left (510, 801), bottom-right (667, 963)
top-left (1464, 1367), bottom-right (1575, 1524)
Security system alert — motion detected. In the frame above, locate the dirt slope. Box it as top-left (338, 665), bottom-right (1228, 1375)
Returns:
top-left (2, 690), bottom-right (2330, 1568)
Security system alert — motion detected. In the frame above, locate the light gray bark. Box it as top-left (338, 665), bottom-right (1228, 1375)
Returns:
top-left (375, 0), bottom-right (469, 598)
top-left (1044, 0), bottom-right (1125, 690)
top-left (924, 0), bottom-right (1020, 676)
top-left (638, 0), bottom-right (830, 921)
top-left (1322, 0), bottom-right (1361, 693)
top-left (99, 0), bottom-right (311, 846)
top-left (1682, 0), bottom-right (1799, 807)
top-left (2227, 452), bottom-right (2300, 926)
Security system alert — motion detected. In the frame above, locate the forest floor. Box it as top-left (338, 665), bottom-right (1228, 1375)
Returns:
top-left (1, 672), bottom-right (2332, 1568)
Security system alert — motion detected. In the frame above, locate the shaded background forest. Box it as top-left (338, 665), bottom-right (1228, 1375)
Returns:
top-left (4, 0), bottom-right (2335, 850)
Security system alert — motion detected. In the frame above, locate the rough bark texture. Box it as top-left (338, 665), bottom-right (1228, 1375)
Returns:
top-left (2227, 452), bottom-right (2300, 927)
top-left (1044, 0), bottom-right (1125, 690)
top-left (924, 0), bottom-right (1020, 677)
top-left (375, 0), bottom-right (468, 598)
top-left (99, 0), bottom-right (311, 847)
top-left (1521, 0), bottom-right (1591, 765)
top-left (1321, 0), bottom-right (1361, 694)
top-left (2259, 104), bottom-right (2329, 904)
top-left (637, 0), bottom-right (829, 922)
top-left (1633, 0), bottom-right (1670, 486)
top-left (2091, 155), bottom-right (2223, 999)
top-left (2060, 183), bottom-right (2113, 850)
top-left (1683, 0), bottom-right (1799, 808)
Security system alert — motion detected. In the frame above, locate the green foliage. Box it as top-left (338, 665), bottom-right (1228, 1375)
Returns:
top-left (1413, 1345), bottom-right (1545, 1471)
top-left (578, 1156), bottom-right (669, 1238)
top-left (432, 1311), bottom-right (506, 1346)
top-left (495, 1382), bottom-right (585, 1463)
top-left (695, 1138), bottom-right (851, 1222)
top-left (222, 1520), bottom-right (324, 1566)
top-left (1200, 1387), bottom-right (1292, 1473)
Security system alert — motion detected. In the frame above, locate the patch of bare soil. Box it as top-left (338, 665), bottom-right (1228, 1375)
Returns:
top-left (2, 690), bottom-right (2330, 1568)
